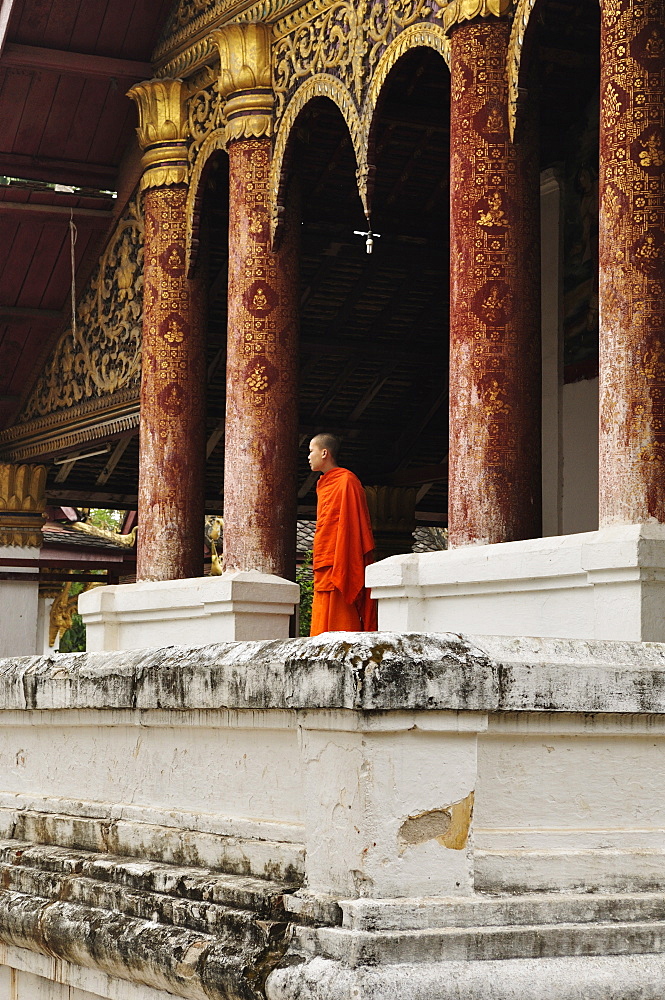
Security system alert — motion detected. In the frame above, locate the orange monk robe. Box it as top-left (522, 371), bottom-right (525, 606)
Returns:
top-left (310, 466), bottom-right (378, 636)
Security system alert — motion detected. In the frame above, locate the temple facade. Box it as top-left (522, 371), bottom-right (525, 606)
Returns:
top-left (1, 0), bottom-right (665, 998)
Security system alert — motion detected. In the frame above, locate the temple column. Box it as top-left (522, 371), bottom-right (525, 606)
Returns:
top-left (599, 1), bottom-right (665, 524)
top-left (127, 79), bottom-right (206, 581)
top-left (446, 7), bottom-right (541, 546)
top-left (214, 25), bottom-right (299, 580)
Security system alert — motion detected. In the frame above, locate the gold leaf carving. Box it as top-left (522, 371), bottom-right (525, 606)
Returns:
top-left (507, 0), bottom-right (537, 138)
top-left (440, 0), bottom-right (510, 33)
top-left (273, 0), bottom-right (367, 116)
top-left (213, 23), bottom-right (274, 140)
top-left (127, 78), bottom-right (190, 190)
top-left (48, 579), bottom-right (101, 647)
top-left (20, 200), bottom-right (144, 422)
top-left (270, 0), bottom-right (450, 243)
top-left (0, 463), bottom-right (46, 548)
top-left (128, 78), bottom-right (188, 148)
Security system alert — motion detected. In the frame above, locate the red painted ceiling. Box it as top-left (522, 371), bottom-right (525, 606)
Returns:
top-left (0, 0), bottom-right (173, 429)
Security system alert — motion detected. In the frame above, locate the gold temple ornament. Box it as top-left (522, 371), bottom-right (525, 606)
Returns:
top-left (127, 78), bottom-right (190, 191)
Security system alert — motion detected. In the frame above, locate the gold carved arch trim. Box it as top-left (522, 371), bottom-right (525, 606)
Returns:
top-left (270, 6), bottom-right (451, 243)
top-left (507, 0), bottom-right (539, 139)
top-left (270, 74), bottom-right (364, 241)
top-left (184, 68), bottom-right (227, 276)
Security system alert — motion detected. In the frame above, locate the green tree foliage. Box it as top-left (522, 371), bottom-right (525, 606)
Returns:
top-left (87, 508), bottom-right (123, 532)
top-left (58, 582), bottom-right (86, 652)
top-left (296, 550), bottom-right (314, 637)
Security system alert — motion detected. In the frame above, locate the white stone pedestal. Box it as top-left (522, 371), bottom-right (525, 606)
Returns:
top-left (366, 523), bottom-right (665, 642)
top-left (79, 570), bottom-right (300, 651)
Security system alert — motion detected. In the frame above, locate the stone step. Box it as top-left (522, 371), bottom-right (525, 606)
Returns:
top-left (6, 808), bottom-right (306, 882)
top-left (0, 840), bottom-right (298, 917)
top-left (294, 918), bottom-right (665, 967)
top-left (338, 891), bottom-right (665, 931)
top-left (0, 840), bottom-right (300, 999)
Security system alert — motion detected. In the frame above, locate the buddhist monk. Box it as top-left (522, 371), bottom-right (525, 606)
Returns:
top-left (308, 433), bottom-right (378, 636)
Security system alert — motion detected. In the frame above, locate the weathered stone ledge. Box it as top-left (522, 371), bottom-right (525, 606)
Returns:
top-left (0, 841), bottom-right (299, 999)
top-left (0, 809), bottom-right (304, 883)
top-left (1, 632), bottom-right (665, 715)
top-left (266, 953), bottom-right (665, 1000)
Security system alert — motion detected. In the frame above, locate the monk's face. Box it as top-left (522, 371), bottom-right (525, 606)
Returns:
top-left (308, 439), bottom-right (327, 472)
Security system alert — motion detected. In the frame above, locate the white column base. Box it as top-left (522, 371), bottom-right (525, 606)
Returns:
top-left (0, 546), bottom-right (40, 657)
top-left (78, 570), bottom-right (300, 651)
top-left (366, 523), bottom-right (665, 642)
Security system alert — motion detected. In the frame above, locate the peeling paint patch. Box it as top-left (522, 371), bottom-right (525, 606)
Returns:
top-left (399, 792), bottom-right (474, 853)
top-left (399, 809), bottom-right (451, 847)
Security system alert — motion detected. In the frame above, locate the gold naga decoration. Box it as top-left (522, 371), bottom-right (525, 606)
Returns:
top-left (19, 198), bottom-right (144, 425)
top-left (47, 579), bottom-right (102, 648)
top-left (206, 515), bottom-right (224, 575)
top-left (0, 463), bottom-right (46, 547)
top-left (128, 78), bottom-right (190, 190)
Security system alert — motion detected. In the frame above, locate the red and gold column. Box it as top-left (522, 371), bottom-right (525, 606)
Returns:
top-left (128, 80), bottom-right (206, 580)
top-left (446, 6), bottom-right (541, 546)
top-left (214, 25), bottom-right (299, 579)
top-left (599, 1), bottom-right (665, 524)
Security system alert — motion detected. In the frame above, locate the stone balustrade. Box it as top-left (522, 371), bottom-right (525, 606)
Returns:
top-left (0, 633), bottom-right (664, 998)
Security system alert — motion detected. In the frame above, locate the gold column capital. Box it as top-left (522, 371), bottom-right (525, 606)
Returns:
top-left (212, 23), bottom-right (274, 143)
top-left (127, 78), bottom-right (189, 190)
top-left (442, 0), bottom-right (510, 34)
top-left (0, 462), bottom-right (46, 548)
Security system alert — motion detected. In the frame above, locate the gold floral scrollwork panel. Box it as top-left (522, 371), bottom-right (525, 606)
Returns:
top-left (270, 7), bottom-right (452, 242)
top-left (19, 199), bottom-right (144, 423)
top-left (184, 69), bottom-right (228, 276)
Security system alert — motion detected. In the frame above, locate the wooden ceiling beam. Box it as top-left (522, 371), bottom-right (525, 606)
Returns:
top-left (0, 200), bottom-right (113, 222)
top-left (385, 386), bottom-right (447, 473)
top-left (1, 43), bottom-right (152, 81)
top-left (301, 333), bottom-right (446, 365)
top-left (310, 357), bottom-right (360, 420)
top-left (380, 461), bottom-right (448, 487)
top-left (0, 153), bottom-right (117, 190)
top-left (0, 306), bottom-right (61, 321)
top-left (346, 360), bottom-right (398, 423)
top-left (96, 432), bottom-right (135, 486)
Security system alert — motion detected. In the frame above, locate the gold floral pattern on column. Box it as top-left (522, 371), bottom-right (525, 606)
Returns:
top-left (599, 0), bottom-right (665, 523)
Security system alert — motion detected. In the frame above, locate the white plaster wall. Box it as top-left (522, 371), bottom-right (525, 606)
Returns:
top-left (36, 596), bottom-right (58, 655)
top-left (476, 730), bottom-right (665, 838)
top-left (539, 169), bottom-right (599, 538)
top-left (0, 711), bottom-right (303, 828)
top-left (562, 377), bottom-right (599, 534)
top-left (0, 548), bottom-right (40, 657)
top-left (0, 944), bottom-right (186, 1000)
top-left (474, 715), bottom-right (665, 890)
top-left (301, 722), bottom-right (480, 898)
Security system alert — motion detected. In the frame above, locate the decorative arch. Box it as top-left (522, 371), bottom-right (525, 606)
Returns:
top-left (185, 127), bottom-right (228, 276)
top-left (507, 0), bottom-right (539, 139)
top-left (269, 74), bottom-right (363, 244)
top-left (359, 24), bottom-right (450, 214)
top-left (366, 22), bottom-right (450, 120)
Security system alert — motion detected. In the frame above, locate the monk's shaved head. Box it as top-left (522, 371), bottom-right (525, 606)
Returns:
top-left (311, 433), bottom-right (341, 462)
